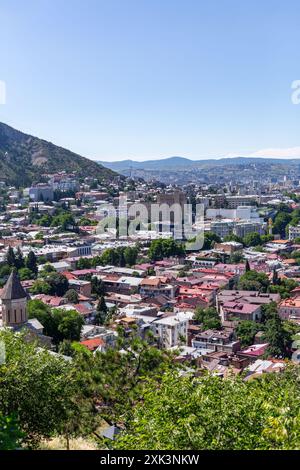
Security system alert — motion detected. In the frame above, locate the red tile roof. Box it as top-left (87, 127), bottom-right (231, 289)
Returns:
top-left (80, 337), bottom-right (104, 351)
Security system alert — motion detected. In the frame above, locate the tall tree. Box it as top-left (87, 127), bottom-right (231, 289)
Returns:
top-left (91, 277), bottom-right (105, 296)
top-left (245, 259), bottom-right (250, 272)
top-left (6, 246), bottom-right (16, 268)
top-left (15, 247), bottom-right (25, 270)
top-left (235, 321), bottom-right (261, 348)
top-left (26, 251), bottom-right (38, 276)
top-left (95, 296), bottom-right (108, 325)
top-left (46, 272), bottom-right (69, 297)
top-left (264, 313), bottom-right (291, 358)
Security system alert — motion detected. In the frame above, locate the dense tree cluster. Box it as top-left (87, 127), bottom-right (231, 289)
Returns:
top-left (237, 270), bottom-right (270, 292)
top-left (75, 246), bottom-right (139, 269)
top-left (1, 322), bottom-right (300, 450)
top-left (30, 208), bottom-right (77, 232)
top-left (114, 368), bottom-right (300, 450)
top-left (235, 302), bottom-right (297, 357)
top-left (193, 307), bottom-right (222, 330)
top-left (148, 238), bottom-right (185, 261)
top-left (27, 300), bottom-right (84, 346)
top-left (0, 330), bottom-right (96, 448)
top-left (0, 248), bottom-right (38, 286)
top-left (202, 232), bottom-right (221, 250)
top-left (30, 272), bottom-right (69, 297)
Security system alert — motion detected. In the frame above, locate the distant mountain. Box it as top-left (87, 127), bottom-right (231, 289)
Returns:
top-left (0, 122), bottom-right (116, 187)
top-left (98, 155), bottom-right (300, 173)
top-left (98, 156), bottom-right (195, 171)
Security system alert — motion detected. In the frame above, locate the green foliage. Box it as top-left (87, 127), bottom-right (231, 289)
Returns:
top-left (75, 248), bottom-right (140, 270)
top-left (76, 257), bottom-right (93, 270)
top-left (88, 330), bottom-right (178, 425)
top-left (0, 329), bottom-right (95, 448)
top-left (261, 302), bottom-right (279, 322)
top-left (193, 307), bottom-right (221, 330)
top-left (268, 278), bottom-right (298, 299)
top-left (27, 300), bottom-right (84, 345)
top-left (100, 246), bottom-right (126, 267)
top-left (15, 247), bottom-right (25, 270)
top-left (260, 303), bottom-right (294, 358)
top-left (5, 246), bottom-right (16, 267)
top-left (252, 245), bottom-right (265, 252)
top-left (3, 248), bottom-right (38, 280)
top-left (123, 246), bottom-right (139, 266)
top-left (223, 233), bottom-right (243, 244)
top-left (261, 234), bottom-right (274, 243)
top-left (148, 238), bottom-right (185, 261)
top-left (114, 368), bottom-right (300, 450)
top-left (37, 214), bottom-right (52, 227)
top-left (30, 279), bottom-right (52, 295)
top-left (95, 296), bottom-right (108, 325)
top-left (264, 314), bottom-right (291, 358)
top-left (78, 217), bottom-right (98, 226)
top-left (51, 212), bottom-right (76, 231)
top-left (18, 267), bottom-right (34, 281)
top-left (0, 263), bottom-right (11, 287)
top-left (272, 211), bottom-right (292, 236)
top-left (0, 413), bottom-right (23, 450)
top-left (235, 321), bottom-right (262, 348)
top-left (243, 232), bottom-right (262, 247)
top-left (91, 277), bottom-right (106, 296)
top-left (228, 251), bottom-right (244, 264)
top-left (26, 251), bottom-right (38, 276)
top-left (52, 309), bottom-right (84, 344)
top-left (65, 289), bottom-right (79, 304)
top-left (45, 272), bottom-right (69, 296)
top-left (58, 340), bottom-right (92, 359)
top-left (38, 263), bottom-right (56, 278)
top-left (202, 232), bottom-right (221, 250)
top-left (238, 270), bottom-right (270, 292)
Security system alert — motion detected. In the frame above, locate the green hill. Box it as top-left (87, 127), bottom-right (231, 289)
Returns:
top-left (0, 122), bottom-right (117, 187)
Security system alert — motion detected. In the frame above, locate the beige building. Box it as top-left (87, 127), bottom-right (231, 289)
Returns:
top-left (0, 270), bottom-right (28, 326)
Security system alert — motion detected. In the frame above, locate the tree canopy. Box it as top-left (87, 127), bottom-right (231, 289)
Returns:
top-left (0, 329), bottom-right (95, 448)
top-left (114, 368), bottom-right (300, 450)
top-left (193, 307), bottom-right (222, 330)
top-left (148, 239), bottom-right (185, 261)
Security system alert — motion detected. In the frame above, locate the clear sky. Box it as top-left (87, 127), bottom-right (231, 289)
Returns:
top-left (1, 0), bottom-right (300, 161)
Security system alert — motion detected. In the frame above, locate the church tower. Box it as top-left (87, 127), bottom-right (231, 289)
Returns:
top-left (0, 271), bottom-right (28, 327)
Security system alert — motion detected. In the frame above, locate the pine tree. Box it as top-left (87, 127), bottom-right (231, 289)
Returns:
top-left (6, 246), bottom-right (16, 268)
top-left (272, 268), bottom-right (279, 285)
top-left (26, 251), bottom-right (38, 276)
top-left (15, 247), bottom-right (25, 270)
top-left (245, 259), bottom-right (251, 272)
top-left (95, 296), bottom-right (108, 325)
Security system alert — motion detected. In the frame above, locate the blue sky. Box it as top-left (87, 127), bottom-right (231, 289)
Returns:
top-left (1, 0), bottom-right (300, 161)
